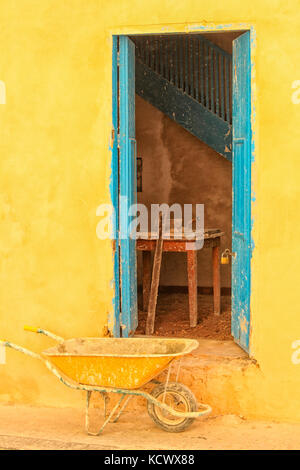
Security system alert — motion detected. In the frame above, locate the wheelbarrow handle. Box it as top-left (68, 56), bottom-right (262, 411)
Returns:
top-left (0, 340), bottom-right (42, 361)
top-left (24, 326), bottom-right (65, 343)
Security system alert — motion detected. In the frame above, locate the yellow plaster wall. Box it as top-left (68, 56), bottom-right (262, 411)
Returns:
top-left (0, 0), bottom-right (300, 419)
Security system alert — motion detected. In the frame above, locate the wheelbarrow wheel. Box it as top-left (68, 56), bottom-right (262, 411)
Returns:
top-left (147, 382), bottom-right (197, 433)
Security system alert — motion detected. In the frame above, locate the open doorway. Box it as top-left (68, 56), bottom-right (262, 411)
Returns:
top-left (112, 30), bottom-right (252, 352)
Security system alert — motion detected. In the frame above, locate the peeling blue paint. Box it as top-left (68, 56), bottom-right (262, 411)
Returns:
top-left (249, 27), bottom-right (257, 353)
top-left (231, 31), bottom-right (252, 352)
top-left (119, 36), bottom-right (138, 338)
top-left (109, 35), bottom-right (120, 337)
top-left (187, 23), bottom-right (250, 32)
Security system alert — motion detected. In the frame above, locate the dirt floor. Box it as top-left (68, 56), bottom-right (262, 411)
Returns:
top-left (0, 405), bottom-right (299, 450)
top-left (136, 293), bottom-right (232, 340)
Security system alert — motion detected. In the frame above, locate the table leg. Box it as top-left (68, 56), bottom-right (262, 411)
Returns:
top-left (187, 249), bottom-right (198, 327)
top-left (142, 251), bottom-right (152, 311)
top-left (212, 245), bottom-right (221, 315)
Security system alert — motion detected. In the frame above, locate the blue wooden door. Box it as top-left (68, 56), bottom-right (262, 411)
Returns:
top-left (231, 31), bottom-right (252, 352)
top-left (110, 36), bottom-right (121, 337)
top-left (118, 36), bottom-right (138, 337)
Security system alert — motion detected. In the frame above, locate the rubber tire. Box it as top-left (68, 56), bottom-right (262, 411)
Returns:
top-left (147, 382), bottom-right (198, 433)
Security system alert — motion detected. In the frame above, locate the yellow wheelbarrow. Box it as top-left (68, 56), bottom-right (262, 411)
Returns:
top-left (0, 327), bottom-right (211, 434)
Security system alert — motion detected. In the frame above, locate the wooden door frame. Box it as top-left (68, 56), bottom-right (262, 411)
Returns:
top-left (110, 26), bottom-right (256, 354)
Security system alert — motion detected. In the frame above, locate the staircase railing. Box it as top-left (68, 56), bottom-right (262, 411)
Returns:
top-left (133, 34), bottom-right (232, 124)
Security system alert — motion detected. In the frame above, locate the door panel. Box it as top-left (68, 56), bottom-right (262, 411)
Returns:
top-left (119, 36), bottom-right (138, 337)
top-left (232, 31), bottom-right (251, 352)
top-left (110, 36), bottom-right (120, 337)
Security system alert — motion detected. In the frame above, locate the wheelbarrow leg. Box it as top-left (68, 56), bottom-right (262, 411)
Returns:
top-left (85, 391), bottom-right (92, 433)
top-left (85, 391), bottom-right (127, 436)
top-left (101, 391), bottom-right (109, 418)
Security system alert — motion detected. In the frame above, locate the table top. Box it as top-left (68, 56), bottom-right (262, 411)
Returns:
top-left (136, 228), bottom-right (224, 241)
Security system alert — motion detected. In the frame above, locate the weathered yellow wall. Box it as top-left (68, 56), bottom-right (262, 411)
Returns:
top-left (0, 0), bottom-right (300, 419)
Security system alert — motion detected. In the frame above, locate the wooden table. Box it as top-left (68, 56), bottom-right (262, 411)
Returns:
top-left (136, 229), bottom-right (224, 328)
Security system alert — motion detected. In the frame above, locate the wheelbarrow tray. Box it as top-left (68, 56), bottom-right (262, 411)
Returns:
top-left (42, 337), bottom-right (198, 389)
